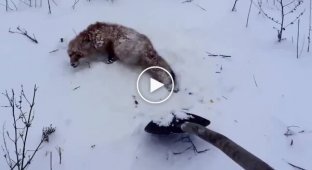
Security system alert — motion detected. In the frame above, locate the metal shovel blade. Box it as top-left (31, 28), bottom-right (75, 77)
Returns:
top-left (145, 113), bottom-right (210, 135)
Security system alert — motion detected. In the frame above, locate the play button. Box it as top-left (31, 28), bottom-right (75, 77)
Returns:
top-left (150, 78), bottom-right (164, 93)
top-left (137, 66), bottom-right (174, 104)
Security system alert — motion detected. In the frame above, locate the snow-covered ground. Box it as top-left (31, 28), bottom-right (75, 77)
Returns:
top-left (1, 0), bottom-right (312, 169)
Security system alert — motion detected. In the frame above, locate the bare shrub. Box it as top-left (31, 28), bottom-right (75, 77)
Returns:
top-left (1, 85), bottom-right (56, 170)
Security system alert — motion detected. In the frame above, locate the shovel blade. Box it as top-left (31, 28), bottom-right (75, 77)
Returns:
top-left (145, 113), bottom-right (210, 135)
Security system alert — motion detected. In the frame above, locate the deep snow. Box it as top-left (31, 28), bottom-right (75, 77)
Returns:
top-left (1, 0), bottom-right (312, 169)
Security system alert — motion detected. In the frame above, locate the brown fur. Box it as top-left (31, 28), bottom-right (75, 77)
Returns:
top-left (67, 22), bottom-right (178, 91)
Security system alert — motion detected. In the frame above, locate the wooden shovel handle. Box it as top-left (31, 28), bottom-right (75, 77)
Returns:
top-left (181, 122), bottom-right (273, 170)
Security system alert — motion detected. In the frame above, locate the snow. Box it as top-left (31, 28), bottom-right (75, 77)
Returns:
top-left (151, 111), bottom-right (192, 127)
top-left (174, 111), bottom-right (193, 120)
top-left (152, 113), bottom-right (175, 127)
top-left (0, 0), bottom-right (312, 169)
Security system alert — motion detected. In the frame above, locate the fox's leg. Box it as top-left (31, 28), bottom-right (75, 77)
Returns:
top-left (105, 41), bottom-right (118, 64)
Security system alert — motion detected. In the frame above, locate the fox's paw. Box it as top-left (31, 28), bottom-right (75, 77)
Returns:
top-left (105, 55), bottom-right (118, 64)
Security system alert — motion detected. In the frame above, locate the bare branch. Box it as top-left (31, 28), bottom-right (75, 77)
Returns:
top-left (246, 0), bottom-right (253, 27)
top-left (49, 49), bottom-right (59, 53)
top-left (47, 0), bottom-right (51, 14)
top-left (173, 136), bottom-right (209, 155)
top-left (72, 0), bottom-right (79, 9)
top-left (1, 85), bottom-right (54, 170)
top-left (9, 26), bottom-right (38, 44)
top-left (253, 74), bottom-right (258, 87)
top-left (283, 0), bottom-right (296, 8)
top-left (2, 124), bottom-right (13, 169)
top-left (206, 51), bottom-right (232, 58)
top-left (232, 0), bottom-right (239, 12)
top-left (10, 0), bottom-right (17, 10)
top-left (296, 19), bottom-right (300, 59)
top-left (255, 0), bottom-right (304, 42)
top-left (258, 6), bottom-right (281, 24)
top-left (50, 152), bottom-right (52, 170)
top-left (308, 0), bottom-right (312, 52)
top-left (285, 0), bottom-right (303, 15)
top-left (285, 10), bottom-right (305, 28)
top-left (20, 85), bottom-right (37, 169)
top-left (56, 146), bottom-right (62, 164)
top-left (286, 161), bottom-right (306, 170)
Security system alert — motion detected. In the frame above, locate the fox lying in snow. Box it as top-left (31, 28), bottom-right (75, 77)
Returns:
top-left (67, 22), bottom-right (178, 92)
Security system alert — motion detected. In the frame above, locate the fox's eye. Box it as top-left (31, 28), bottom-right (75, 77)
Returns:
top-left (76, 54), bottom-right (82, 58)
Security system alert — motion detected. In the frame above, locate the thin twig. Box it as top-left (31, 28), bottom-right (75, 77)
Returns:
top-left (297, 19), bottom-right (300, 59)
top-left (232, 0), bottom-right (239, 12)
top-left (285, 0), bottom-right (303, 15)
top-left (283, 0), bottom-right (296, 8)
top-left (299, 34), bottom-right (305, 57)
top-left (2, 124), bottom-right (13, 169)
top-left (173, 136), bottom-right (209, 155)
top-left (72, 29), bottom-right (77, 35)
top-left (47, 0), bottom-right (51, 14)
top-left (0, 2), bottom-right (13, 11)
top-left (283, 125), bottom-right (306, 137)
top-left (206, 51), bottom-right (231, 58)
top-left (253, 74), bottom-right (258, 87)
top-left (246, 0), bottom-right (253, 27)
top-left (50, 152), bottom-right (52, 170)
top-left (56, 146), bottom-right (62, 164)
top-left (72, 0), bottom-right (79, 9)
top-left (19, 0), bottom-right (30, 7)
top-left (20, 85), bottom-right (37, 169)
top-left (73, 86), bottom-right (80, 91)
top-left (308, 0), bottom-right (311, 52)
top-left (22, 139), bottom-right (44, 169)
top-left (10, 0), bottom-right (18, 10)
top-left (182, 0), bottom-right (193, 3)
top-left (49, 49), bottom-right (59, 53)
top-left (7, 90), bottom-right (21, 170)
top-left (51, 0), bottom-right (57, 6)
top-left (285, 10), bottom-right (305, 28)
top-left (286, 161), bottom-right (306, 170)
top-left (181, 0), bottom-right (206, 11)
top-left (194, 3), bottom-right (206, 11)
top-left (9, 27), bottom-right (38, 44)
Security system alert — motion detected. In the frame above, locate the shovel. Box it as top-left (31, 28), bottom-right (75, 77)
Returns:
top-left (145, 113), bottom-right (273, 170)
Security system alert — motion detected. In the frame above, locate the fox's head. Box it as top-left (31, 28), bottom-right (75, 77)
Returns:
top-left (67, 33), bottom-right (94, 68)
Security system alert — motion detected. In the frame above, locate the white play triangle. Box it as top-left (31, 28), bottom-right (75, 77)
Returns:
top-left (150, 78), bottom-right (164, 93)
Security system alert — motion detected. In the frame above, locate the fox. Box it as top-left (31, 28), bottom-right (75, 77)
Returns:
top-left (67, 22), bottom-right (178, 92)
